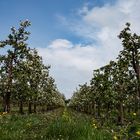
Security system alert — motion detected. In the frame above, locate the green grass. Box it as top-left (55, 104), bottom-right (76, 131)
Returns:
top-left (0, 108), bottom-right (63, 140)
top-left (0, 107), bottom-right (140, 140)
top-left (0, 108), bottom-right (112, 140)
top-left (45, 116), bottom-right (111, 140)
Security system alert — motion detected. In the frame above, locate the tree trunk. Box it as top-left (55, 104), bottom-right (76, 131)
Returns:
top-left (19, 100), bottom-right (24, 114)
top-left (107, 103), bottom-right (110, 112)
top-left (41, 105), bottom-right (45, 112)
top-left (3, 92), bottom-right (11, 113)
top-left (118, 102), bottom-right (124, 125)
top-left (136, 66), bottom-right (140, 110)
top-left (97, 102), bottom-right (101, 118)
top-left (28, 101), bottom-right (32, 114)
top-left (33, 103), bottom-right (37, 113)
top-left (5, 57), bottom-right (13, 113)
top-left (92, 102), bottom-right (96, 115)
top-left (106, 103), bottom-right (110, 120)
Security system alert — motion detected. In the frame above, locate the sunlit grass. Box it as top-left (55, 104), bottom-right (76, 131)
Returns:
top-left (0, 108), bottom-right (63, 140)
top-left (0, 108), bottom-right (139, 139)
top-left (0, 108), bottom-right (112, 140)
top-left (45, 108), bottom-right (112, 140)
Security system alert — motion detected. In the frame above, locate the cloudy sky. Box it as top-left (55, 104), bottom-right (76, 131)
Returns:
top-left (0, 0), bottom-right (140, 98)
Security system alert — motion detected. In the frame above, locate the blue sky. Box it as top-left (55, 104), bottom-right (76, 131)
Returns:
top-left (0, 0), bottom-right (115, 45)
top-left (0, 0), bottom-right (140, 98)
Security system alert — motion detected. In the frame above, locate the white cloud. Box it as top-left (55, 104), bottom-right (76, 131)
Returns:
top-left (37, 39), bottom-right (118, 99)
top-left (38, 0), bottom-right (140, 98)
top-left (48, 39), bottom-right (73, 49)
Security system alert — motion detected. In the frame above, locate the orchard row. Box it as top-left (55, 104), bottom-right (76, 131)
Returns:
top-left (69, 23), bottom-right (140, 125)
top-left (0, 21), bottom-right (65, 114)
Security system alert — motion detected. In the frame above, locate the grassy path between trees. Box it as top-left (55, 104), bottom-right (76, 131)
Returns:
top-left (0, 108), bottom-right (112, 140)
top-left (0, 108), bottom-right (139, 139)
